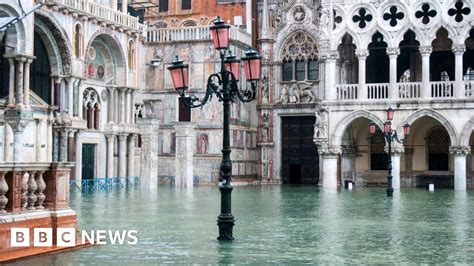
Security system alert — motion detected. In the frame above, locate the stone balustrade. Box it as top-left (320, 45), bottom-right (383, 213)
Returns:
top-left (146, 25), bottom-right (252, 47)
top-left (336, 84), bottom-right (358, 100)
top-left (431, 81), bottom-right (454, 98)
top-left (0, 162), bottom-right (72, 214)
top-left (465, 81), bottom-right (474, 97)
top-left (46, 0), bottom-right (146, 33)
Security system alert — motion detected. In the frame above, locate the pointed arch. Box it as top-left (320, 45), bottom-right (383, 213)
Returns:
top-left (397, 109), bottom-right (458, 145)
top-left (331, 110), bottom-right (385, 146)
top-left (460, 118), bottom-right (474, 146)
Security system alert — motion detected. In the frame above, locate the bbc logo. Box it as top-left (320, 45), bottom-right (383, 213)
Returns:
top-left (11, 228), bottom-right (76, 247)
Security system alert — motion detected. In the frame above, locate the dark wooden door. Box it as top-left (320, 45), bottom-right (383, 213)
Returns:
top-left (282, 116), bottom-right (319, 184)
top-left (82, 144), bottom-right (95, 180)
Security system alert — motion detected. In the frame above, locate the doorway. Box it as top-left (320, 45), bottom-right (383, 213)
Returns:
top-left (281, 116), bottom-right (319, 184)
top-left (82, 144), bottom-right (96, 180)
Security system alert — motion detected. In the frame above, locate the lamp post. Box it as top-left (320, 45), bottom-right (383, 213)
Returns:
top-left (168, 17), bottom-right (261, 240)
top-left (369, 107), bottom-right (411, 197)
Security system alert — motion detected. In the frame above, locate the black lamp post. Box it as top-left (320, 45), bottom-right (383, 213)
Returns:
top-left (369, 108), bottom-right (411, 197)
top-left (168, 17), bottom-right (261, 240)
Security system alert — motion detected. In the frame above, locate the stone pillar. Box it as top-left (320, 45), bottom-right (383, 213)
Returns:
top-left (387, 48), bottom-right (400, 99)
top-left (23, 58), bottom-right (33, 109)
top-left (54, 78), bottom-right (62, 110)
top-left (5, 109), bottom-right (32, 162)
top-left (53, 130), bottom-right (59, 162)
top-left (391, 145), bottom-right (404, 190)
top-left (47, 117), bottom-right (53, 162)
top-left (245, 0), bottom-right (252, 34)
top-left (107, 87), bottom-right (115, 124)
top-left (324, 52), bottom-right (338, 100)
top-left (173, 122), bottom-right (196, 188)
top-left (7, 58), bottom-right (15, 107)
top-left (127, 134), bottom-right (135, 177)
top-left (66, 78), bottom-right (75, 114)
top-left (35, 119), bottom-right (42, 162)
top-left (420, 46), bottom-right (432, 98)
top-left (73, 80), bottom-right (80, 117)
top-left (356, 49), bottom-right (369, 100)
top-left (138, 117), bottom-right (160, 190)
top-left (130, 90), bottom-right (135, 124)
top-left (119, 88), bottom-right (125, 124)
top-left (341, 148), bottom-right (355, 183)
top-left (453, 45), bottom-right (466, 98)
top-left (106, 134), bottom-right (115, 178)
top-left (67, 130), bottom-right (76, 162)
top-left (4, 124), bottom-right (13, 162)
top-left (59, 130), bottom-right (69, 162)
top-left (118, 133), bottom-right (128, 177)
top-left (450, 146), bottom-right (471, 190)
top-left (319, 146), bottom-right (341, 188)
top-left (15, 57), bottom-right (25, 108)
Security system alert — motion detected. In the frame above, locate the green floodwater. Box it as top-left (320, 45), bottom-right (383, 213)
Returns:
top-left (8, 186), bottom-right (474, 264)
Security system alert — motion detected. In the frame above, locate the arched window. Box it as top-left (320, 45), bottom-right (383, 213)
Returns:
top-left (128, 40), bottom-right (135, 70)
top-left (73, 23), bottom-right (83, 58)
top-left (370, 129), bottom-right (387, 170)
top-left (30, 32), bottom-right (52, 104)
top-left (83, 88), bottom-right (101, 130)
top-left (281, 32), bottom-right (319, 81)
top-left (427, 127), bottom-right (450, 171)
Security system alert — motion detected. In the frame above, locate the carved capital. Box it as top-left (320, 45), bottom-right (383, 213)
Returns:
top-left (386, 47), bottom-right (400, 57)
top-left (341, 146), bottom-right (356, 156)
top-left (419, 46), bottom-right (432, 56)
top-left (355, 49), bottom-right (369, 59)
top-left (449, 146), bottom-right (471, 156)
top-left (4, 108), bottom-right (33, 132)
top-left (386, 144), bottom-right (405, 155)
top-left (452, 45), bottom-right (466, 55)
top-left (318, 145), bottom-right (342, 156)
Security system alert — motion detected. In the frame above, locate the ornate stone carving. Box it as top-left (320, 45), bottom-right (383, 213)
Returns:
top-left (281, 31), bottom-right (318, 61)
top-left (0, 172), bottom-right (8, 213)
top-left (293, 6), bottom-right (306, 22)
top-left (26, 171), bottom-right (38, 210)
top-left (261, 111), bottom-right (270, 140)
top-left (313, 106), bottom-right (328, 140)
top-left (386, 47), bottom-right (401, 57)
top-left (419, 46), bottom-right (433, 56)
top-left (452, 45), bottom-right (466, 55)
top-left (319, 7), bottom-right (330, 38)
top-left (449, 146), bottom-right (471, 156)
top-left (35, 171), bottom-right (46, 209)
top-left (355, 49), bottom-right (370, 59)
top-left (260, 76), bottom-right (269, 103)
top-left (318, 145), bottom-right (342, 156)
top-left (291, 82), bottom-right (316, 103)
top-left (276, 84), bottom-right (290, 104)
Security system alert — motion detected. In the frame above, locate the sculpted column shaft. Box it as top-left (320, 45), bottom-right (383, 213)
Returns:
top-left (453, 45), bottom-right (466, 98)
top-left (119, 89), bottom-right (125, 124)
top-left (387, 48), bottom-right (400, 99)
top-left (390, 145), bottom-right (404, 190)
top-left (59, 130), bottom-right (69, 162)
top-left (7, 58), bottom-right (15, 107)
top-left (106, 134), bottom-right (115, 178)
top-left (420, 46), bottom-right (432, 98)
top-left (15, 58), bottom-right (25, 107)
top-left (356, 50), bottom-right (369, 100)
top-left (138, 117), bottom-right (160, 190)
top-left (127, 134), bottom-right (135, 177)
top-left (23, 58), bottom-right (33, 108)
top-left (324, 52), bottom-right (338, 100)
top-left (173, 122), bottom-right (196, 188)
top-left (118, 134), bottom-right (128, 177)
top-left (319, 146), bottom-right (341, 189)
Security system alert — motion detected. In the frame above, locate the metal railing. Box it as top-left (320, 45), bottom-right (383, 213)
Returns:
top-left (69, 177), bottom-right (141, 192)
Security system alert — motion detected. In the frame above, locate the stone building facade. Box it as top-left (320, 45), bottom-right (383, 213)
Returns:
top-left (257, 0), bottom-right (474, 189)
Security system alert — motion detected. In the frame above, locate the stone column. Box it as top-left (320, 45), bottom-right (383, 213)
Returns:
top-left (66, 77), bottom-right (75, 114)
top-left (387, 48), bottom-right (400, 99)
top-left (420, 46), bottom-right (432, 98)
top-left (4, 124), bottom-right (13, 162)
top-left (54, 78), bottom-right (62, 110)
top-left (119, 88), bottom-right (125, 124)
top-left (35, 119), bottom-right (42, 162)
top-left (15, 57), bottom-right (25, 108)
top-left (319, 146), bottom-right (341, 188)
top-left (107, 87), bottom-right (115, 124)
top-left (118, 134), bottom-right (128, 177)
top-left (245, 0), bottom-right (252, 34)
top-left (324, 51), bottom-right (338, 100)
top-left (356, 49), bottom-right (369, 100)
top-left (53, 130), bottom-right (59, 162)
top-left (106, 134), bottom-right (115, 178)
top-left (7, 58), bottom-right (15, 107)
top-left (68, 130), bottom-right (76, 162)
top-left (47, 117), bottom-right (53, 162)
top-left (138, 117), bottom-right (160, 190)
top-left (173, 122), bottom-right (196, 188)
top-left (23, 58), bottom-right (33, 109)
top-left (73, 80), bottom-right (80, 117)
top-left (127, 134), bottom-right (135, 177)
top-left (59, 130), bottom-right (69, 162)
top-left (391, 145), bottom-right (405, 190)
top-left (453, 45), bottom-right (466, 98)
top-left (130, 90), bottom-right (135, 124)
top-left (341, 148), bottom-right (355, 183)
top-left (450, 146), bottom-right (470, 190)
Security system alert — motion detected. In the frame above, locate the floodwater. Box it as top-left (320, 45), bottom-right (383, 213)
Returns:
top-left (9, 186), bottom-right (474, 264)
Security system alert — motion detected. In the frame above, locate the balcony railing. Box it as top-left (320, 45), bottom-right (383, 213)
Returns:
top-left (69, 177), bottom-right (141, 192)
top-left (465, 81), bottom-right (474, 97)
top-left (431, 81), bottom-right (454, 98)
top-left (367, 83), bottom-right (389, 99)
top-left (46, 0), bottom-right (146, 32)
top-left (398, 82), bottom-right (421, 99)
top-left (336, 84), bottom-right (358, 100)
top-left (146, 25), bottom-right (252, 47)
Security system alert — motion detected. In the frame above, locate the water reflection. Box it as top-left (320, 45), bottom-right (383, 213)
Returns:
top-left (8, 186), bottom-right (474, 264)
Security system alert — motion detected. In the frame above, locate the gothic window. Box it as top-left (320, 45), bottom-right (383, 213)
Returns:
top-left (281, 32), bottom-right (319, 82)
top-left (370, 130), bottom-right (387, 170)
top-left (154, 21), bottom-right (168, 28)
top-left (73, 23), bottom-right (83, 58)
top-left (448, 1), bottom-right (471, 23)
top-left (427, 127), bottom-right (450, 171)
top-left (415, 3), bottom-right (437, 25)
top-left (83, 88), bottom-right (101, 130)
top-left (159, 0), bottom-right (168, 12)
top-left (181, 0), bottom-right (191, 10)
top-left (31, 32), bottom-right (52, 104)
top-left (182, 20), bottom-right (197, 27)
top-left (128, 40), bottom-right (135, 70)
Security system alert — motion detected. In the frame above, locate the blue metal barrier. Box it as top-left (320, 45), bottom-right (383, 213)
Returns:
top-left (69, 177), bottom-right (141, 192)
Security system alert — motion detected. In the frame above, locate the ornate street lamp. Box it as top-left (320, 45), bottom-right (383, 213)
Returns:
top-left (168, 17), bottom-right (261, 240)
top-left (369, 107), bottom-right (411, 197)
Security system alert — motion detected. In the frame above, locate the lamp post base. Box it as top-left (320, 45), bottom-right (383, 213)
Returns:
top-left (386, 187), bottom-right (394, 197)
top-left (217, 184), bottom-right (235, 241)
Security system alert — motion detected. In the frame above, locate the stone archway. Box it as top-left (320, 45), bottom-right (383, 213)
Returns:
top-left (460, 118), bottom-right (474, 146)
top-left (331, 110), bottom-right (385, 146)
